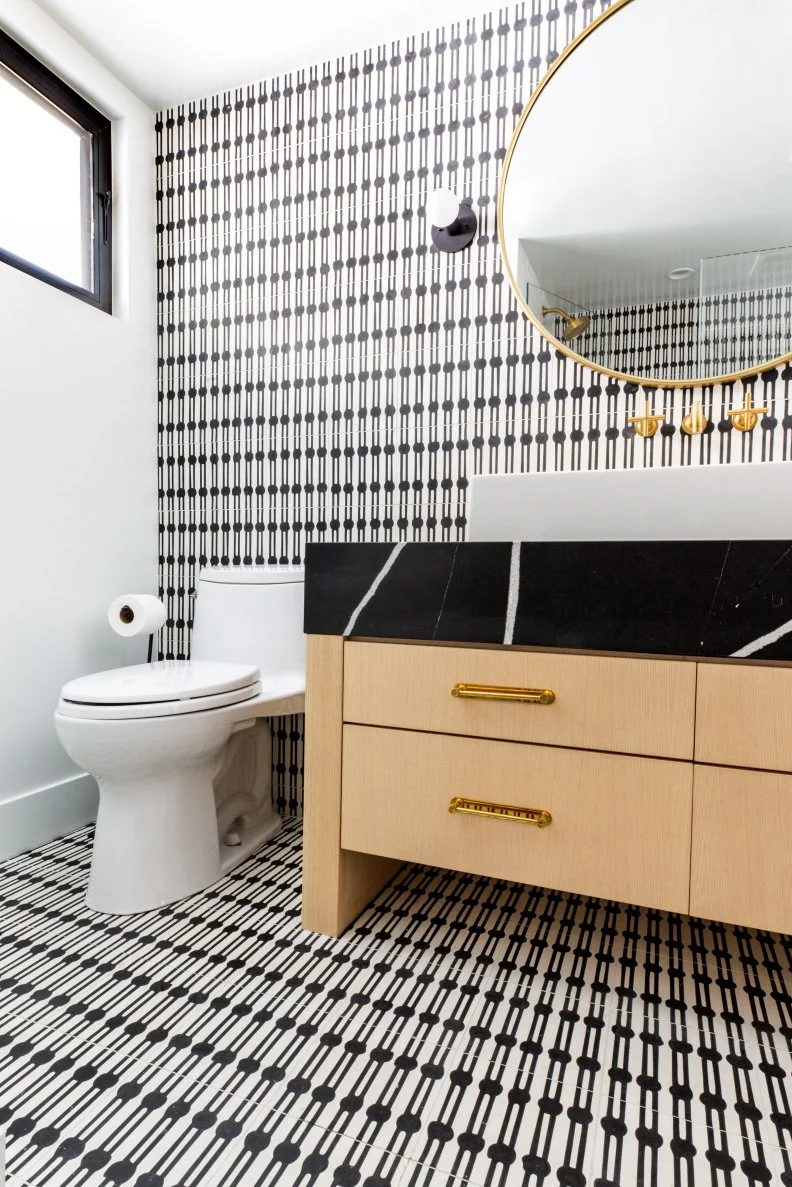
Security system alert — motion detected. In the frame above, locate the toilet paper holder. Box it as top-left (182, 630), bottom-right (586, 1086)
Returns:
top-left (107, 594), bottom-right (167, 663)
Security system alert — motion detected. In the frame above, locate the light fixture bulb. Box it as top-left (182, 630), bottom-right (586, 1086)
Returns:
top-left (426, 188), bottom-right (460, 229)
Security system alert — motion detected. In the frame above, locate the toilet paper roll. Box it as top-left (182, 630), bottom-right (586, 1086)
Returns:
top-left (107, 594), bottom-right (167, 637)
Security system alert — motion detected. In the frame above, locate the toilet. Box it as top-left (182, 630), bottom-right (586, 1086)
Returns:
top-left (54, 565), bottom-right (305, 915)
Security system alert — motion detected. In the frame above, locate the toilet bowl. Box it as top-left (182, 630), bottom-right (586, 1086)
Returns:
top-left (54, 565), bottom-right (306, 915)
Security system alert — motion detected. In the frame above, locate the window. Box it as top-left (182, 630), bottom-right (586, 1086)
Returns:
top-left (0, 29), bottom-right (111, 312)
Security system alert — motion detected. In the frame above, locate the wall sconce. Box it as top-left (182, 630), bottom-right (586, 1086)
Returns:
top-left (628, 398), bottom-right (665, 439)
top-left (728, 385), bottom-right (768, 433)
top-left (426, 188), bottom-right (477, 253)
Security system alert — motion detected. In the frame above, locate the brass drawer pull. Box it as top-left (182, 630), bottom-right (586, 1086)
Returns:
top-left (448, 796), bottom-right (552, 828)
top-left (451, 682), bottom-right (555, 705)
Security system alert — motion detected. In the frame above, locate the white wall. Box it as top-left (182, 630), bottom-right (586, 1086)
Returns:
top-left (0, 0), bottom-right (157, 856)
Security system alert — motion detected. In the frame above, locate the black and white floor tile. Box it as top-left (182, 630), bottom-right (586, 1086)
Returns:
top-left (2, 820), bottom-right (792, 1184)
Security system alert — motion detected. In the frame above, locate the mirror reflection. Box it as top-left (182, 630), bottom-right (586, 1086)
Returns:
top-left (500, 0), bottom-right (792, 384)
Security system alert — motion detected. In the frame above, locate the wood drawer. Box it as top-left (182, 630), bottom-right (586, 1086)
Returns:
top-left (696, 662), bottom-right (792, 772)
top-left (343, 641), bottom-right (695, 759)
top-left (341, 725), bottom-right (692, 913)
top-left (690, 764), bottom-right (792, 933)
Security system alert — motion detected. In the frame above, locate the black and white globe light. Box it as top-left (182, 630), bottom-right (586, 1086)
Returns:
top-left (426, 188), bottom-right (477, 253)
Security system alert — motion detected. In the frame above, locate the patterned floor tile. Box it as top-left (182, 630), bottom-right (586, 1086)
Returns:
top-left (598, 1008), bottom-right (776, 1148)
top-left (345, 870), bottom-right (627, 985)
top-left (578, 937), bottom-right (792, 1064)
top-left (589, 1100), bottom-right (780, 1186)
top-left (348, 872), bottom-right (792, 1051)
top-left (309, 960), bottom-right (495, 1055)
top-left (768, 1141), bottom-right (792, 1187)
top-left (2, 820), bottom-right (792, 1187)
top-left (98, 1005), bottom-right (453, 1155)
top-left (0, 937), bottom-right (338, 1068)
top-left (402, 1037), bottom-right (601, 1187)
top-left (396, 987), bottom-right (609, 1186)
top-left (201, 1119), bottom-right (411, 1187)
top-left (756, 1030), bottom-right (792, 1162)
top-left (0, 1013), bottom-right (412, 1187)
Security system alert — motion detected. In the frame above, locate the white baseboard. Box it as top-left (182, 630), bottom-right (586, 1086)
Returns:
top-left (0, 773), bottom-right (99, 861)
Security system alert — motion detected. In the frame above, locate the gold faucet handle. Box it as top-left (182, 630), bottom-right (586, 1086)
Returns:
top-left (727, 406), bottom-right (769, 418)
top-left (728, 406), bottom-right (768, 432)
top-left (627, 413), bottom-right (665, 424)
top-left (627, 400), bottom-right (665, 438)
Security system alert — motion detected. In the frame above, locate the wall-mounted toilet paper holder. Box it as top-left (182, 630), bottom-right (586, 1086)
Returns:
top-left (108, 593), bottom-right (167, 663)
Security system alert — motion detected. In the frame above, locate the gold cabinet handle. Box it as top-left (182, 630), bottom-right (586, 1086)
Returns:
top-left (449, 796), bottom-right (552, 827)
top-left (451, 682), bottom-right (555, 705)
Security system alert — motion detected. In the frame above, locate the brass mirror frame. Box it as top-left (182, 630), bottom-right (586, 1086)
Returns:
top-left (497, 0), bottom-right (792, 390)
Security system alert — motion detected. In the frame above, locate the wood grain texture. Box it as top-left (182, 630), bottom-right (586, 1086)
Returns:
top-left (301, 635), bottom-right (400, 936)
top-left (696, 661), bottom-right (792, 773)
top-left (341, 724), bottom-right (693, 914)
top-left (691, 764), bottom-right (792, 933)
top-left (343, 641), bottom-right (696, 760)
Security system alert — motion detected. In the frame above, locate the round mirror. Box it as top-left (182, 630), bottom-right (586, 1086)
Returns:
top-left (499, 0), bottom-right (792, 387)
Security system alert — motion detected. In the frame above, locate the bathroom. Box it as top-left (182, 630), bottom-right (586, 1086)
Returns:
top-left (2, 0), bottom-right (792, 1181)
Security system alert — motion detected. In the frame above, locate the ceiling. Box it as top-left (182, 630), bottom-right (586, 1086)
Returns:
top-left (34, 0), bottom-right (487, 109)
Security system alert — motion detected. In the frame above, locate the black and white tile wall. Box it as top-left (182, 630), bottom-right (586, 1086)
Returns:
top-left (700, 288), bottom-right (792, 379)
top-left (582, 298), bottom-right (700, 382)
top-left (155, 0), bottom-right (792, 816)
top-left (580, 290), bottom-right (792, 382)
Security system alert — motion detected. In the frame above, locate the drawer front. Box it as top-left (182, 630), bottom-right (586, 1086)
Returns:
top-left (691, 764), bottom-right (792, 933)
top-left (341, 725), bottom-right (692, 913)
top-left (696, 663), bottom-right (792, 773)
top-left (343, 642), bottom-right (696, 759)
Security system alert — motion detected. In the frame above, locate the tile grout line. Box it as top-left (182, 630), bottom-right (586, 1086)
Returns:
top-left (1, 965), bottom-right (787, 1157)
top-left (2, 823), bottom-right (792, 1183)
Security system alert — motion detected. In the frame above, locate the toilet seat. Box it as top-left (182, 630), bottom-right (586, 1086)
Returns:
top-left (57, 660), bottom-right (261, 721)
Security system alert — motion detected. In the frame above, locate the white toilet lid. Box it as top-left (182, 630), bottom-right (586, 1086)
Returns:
top-left (61, 660), bottom-right (261, 705)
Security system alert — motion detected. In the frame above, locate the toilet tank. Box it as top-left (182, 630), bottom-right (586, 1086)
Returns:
top-left (190, 565), bottom-right (305, 678)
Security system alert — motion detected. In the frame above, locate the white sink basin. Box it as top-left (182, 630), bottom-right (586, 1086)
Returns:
top-left (467, 461), bottom-right (792, 542)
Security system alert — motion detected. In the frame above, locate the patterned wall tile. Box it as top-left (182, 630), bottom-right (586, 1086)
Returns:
top-left (155, 0), bottom-right (792, 817)
top-left (582, 291), bottom-right (792, 382)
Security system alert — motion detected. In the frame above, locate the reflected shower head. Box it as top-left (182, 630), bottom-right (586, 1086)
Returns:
top-left (563, 314), bottom-right (591, 341)
top-left (541, 306), bottom-right (591, 342)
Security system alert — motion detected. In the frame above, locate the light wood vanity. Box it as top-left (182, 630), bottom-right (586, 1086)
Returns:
top-left (302, 635), bottom-right (792, 937)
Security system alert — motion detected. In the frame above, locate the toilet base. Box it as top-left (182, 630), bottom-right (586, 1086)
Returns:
top-left (220, 810), bottom-right (281, 875)
top-left (86, 796), bottom-right (282, 917)
top-left (55, 691), bottom-right (298, 916)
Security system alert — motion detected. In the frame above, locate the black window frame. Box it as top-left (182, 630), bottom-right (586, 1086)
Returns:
top-left (0, 28), bottom-right (112, 314)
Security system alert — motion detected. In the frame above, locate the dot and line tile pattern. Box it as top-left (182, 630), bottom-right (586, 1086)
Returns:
top-left (1, 821), bottom-right (792, 1183)
top-left (154, 0), bottom-right (792, 820)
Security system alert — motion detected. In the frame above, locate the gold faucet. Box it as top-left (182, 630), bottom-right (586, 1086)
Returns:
top-left (628, 399), bottom-right (665, 439)
top-left (727, 388), bottom-right (768, 433)
top-left (681, 399), bottom-right (708, 436)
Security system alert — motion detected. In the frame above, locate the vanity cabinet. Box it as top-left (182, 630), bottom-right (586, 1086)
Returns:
top-left (343, 641), bottom-right (696, 760)
top-left (342, 726), bottom-right (693, 914)
top-left (690, 766), bottom-right (792, 933)
top-left (695, 662), bottom-right (792, 774)
top-left (302, 636), bottom-right (792, 937)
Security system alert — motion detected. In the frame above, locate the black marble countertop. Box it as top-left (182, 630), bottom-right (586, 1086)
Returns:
top-left (304, 541), bottom-right (792, 661)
